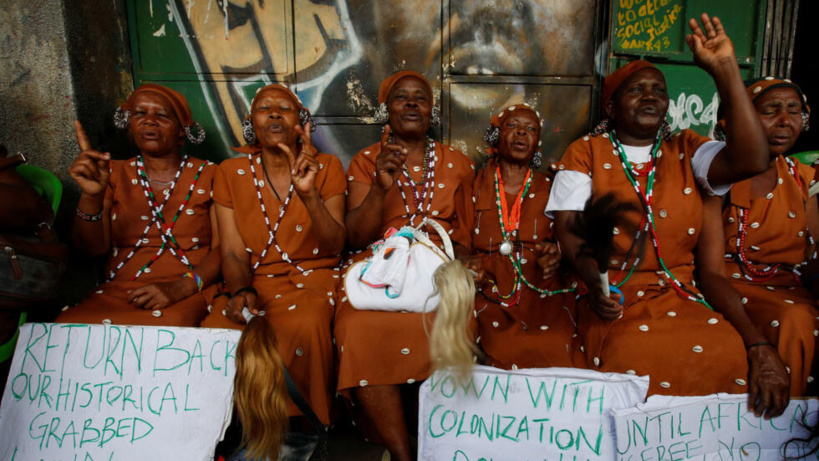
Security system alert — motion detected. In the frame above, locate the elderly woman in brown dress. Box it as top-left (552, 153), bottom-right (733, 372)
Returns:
top-left (547, 15), bottom-right (790, 418)
top-left (336, 71), bottom-right (474, 461)
top-left (59, 84), bottom-right (220, 326)
top-left (200, 84), bottom-right (345, 454)
top-left (708, 77), bottom-right (818, 396)
top-left (460, 104), bottom-right (580, 370)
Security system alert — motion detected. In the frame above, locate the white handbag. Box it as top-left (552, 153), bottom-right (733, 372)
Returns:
top-left (344, 218), bottom-right (454, 313)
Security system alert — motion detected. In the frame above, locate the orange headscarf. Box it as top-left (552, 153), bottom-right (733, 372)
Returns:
top-left (119, 83), bottom-right (203, 145)
top-left (743, 77), bottom-right (810, 115)
top-left (234, 84), bottom-right (315, 155)
top-left (485, 104), bottom-right (541, 158)
top-left (714, 77), bottom-right (811, 139)
top-left (601, 60), bottom-right (659, 109)
top-left (250, 84), bottom-right (307, 114)
top-left (377, 71), bottom-right (433, 105)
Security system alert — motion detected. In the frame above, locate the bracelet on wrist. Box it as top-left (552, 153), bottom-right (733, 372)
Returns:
top-left (233, 286), bottom-right (258, 297)
top-left (745, 341), bottom-right (775, 351)
top-left (182, 271), bottom-right (203, 291)
top-left (75, 207), bottom-right (103, 222)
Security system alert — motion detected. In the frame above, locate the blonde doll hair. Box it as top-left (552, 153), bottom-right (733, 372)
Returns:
top-left (429, 260), bottom-right (479, 380)
top-left (233, 314), bottom-right (289, 460)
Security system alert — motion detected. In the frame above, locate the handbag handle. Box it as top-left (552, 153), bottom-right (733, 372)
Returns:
top-left (413, 218), bottom-right (454, 260)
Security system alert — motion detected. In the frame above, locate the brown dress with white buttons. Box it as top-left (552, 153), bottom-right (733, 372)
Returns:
top-left (200, 150), bottom-right (345, 425)
top-left (559, 130), bottom-right (749, 397)
top-left (57, 157), bottom-right (218, 326)
top-left (335, 141), bottom-right (474, 392)
top-left (721, 156), bottom-right (819, 395)
top-left (467, 158), bottom-right (581, 369)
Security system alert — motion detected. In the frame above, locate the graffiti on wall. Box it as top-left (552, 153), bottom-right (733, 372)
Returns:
top-left (613, 0), bottom-right (683, 53)
top-left (667, 91), bottom-right (719, 133)
top-left (133, 0), bottom-right (599, 164)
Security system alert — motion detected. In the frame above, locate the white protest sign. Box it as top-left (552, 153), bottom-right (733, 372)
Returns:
top-left (613, 394), bottom-right (819, 460)
top-left (419, 365), bottom-right (649, 461)
top-left (0, 323), bottom-right (242, 461)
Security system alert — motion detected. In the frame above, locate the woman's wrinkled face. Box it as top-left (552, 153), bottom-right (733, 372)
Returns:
top-left (387, 76), bottom-right (432, 137)
top-left (606, 68), bottom-right (669, 140)
top-left (497, 110), bottom-right (540, 165)
top-left (251, 88), bottom-right (301, 148)
top-left (129, 92), bottom-right (184, 155)
top-left (754, 87), bottom-right (804, 157)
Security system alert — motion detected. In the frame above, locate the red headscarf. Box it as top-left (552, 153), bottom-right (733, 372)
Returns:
top-left (485, 104), bottom-right (541, 158)
top-left (120, 84), bottom-right (202, 145)
top-left (377, 71), bottom-right (433, 105)
top-left (601, 60), bottom-right (659, 109)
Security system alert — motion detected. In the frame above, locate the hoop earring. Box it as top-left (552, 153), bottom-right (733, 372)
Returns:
top-left (589, 118), bottom-right (610, 137)
top-left (113, 107), bottom-right (130, 129)
top-left (185, 123), bottom-right (206, 144)
top-left (373, 103), bottom-right (389, 125)
top-left (242, 119), bottom-right (257, 144)
top-left (661, 119), bottom-right (673, 142)
top-left (299, 108), bottom-right (317, 132)
top-left (529, 150), bottom-right (543, 170)
top-left (483, 126), bottom-right (500, 147)
top-left (431, 106), bottom-right (441, 127)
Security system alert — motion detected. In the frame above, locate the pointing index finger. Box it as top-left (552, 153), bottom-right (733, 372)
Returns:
top-left (75, 120), bottom-right (92, 151)
top-left (277, 143), bottom-right (297, 172)
top-left (298, 122), bottom-right (313, 152)
top-left (381, 124), bottom-right (392, 147)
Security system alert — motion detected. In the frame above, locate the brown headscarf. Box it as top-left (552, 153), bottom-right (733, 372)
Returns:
top-left (377, 71), bottom-right (433, 105)
top-left (234, 84), bottom-right (315, 155)
top-left (601, 60), bottom-right (659, 108)
top-left (119, 84), bottom-right (204, 145)
top-left (485, 104), bottom-right (542, 158)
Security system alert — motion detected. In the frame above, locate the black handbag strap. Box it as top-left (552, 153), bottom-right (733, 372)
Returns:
top-left (282, 364), bottom-right (327, 440)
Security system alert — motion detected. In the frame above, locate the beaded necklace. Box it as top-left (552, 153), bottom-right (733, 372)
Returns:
top-left (733, 156), bottom-right (816, 282)
top-left (394, 137), bottom-right (436, 226)
top-left (480, 167), bottom-right (575, 307)
top-left (610, 130), bottom-right (711, 308)
top-left (247, 153), bottom-right (306, 274)
top-left (108, 155), bottom-right (205, 281)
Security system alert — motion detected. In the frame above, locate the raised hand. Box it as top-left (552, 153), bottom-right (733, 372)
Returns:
top-left (535, 242), bottom-right (561, 280)
top-left (69, 120), bottom-right (110, 197)
top-left (686, 14), bottom-right (736, 75)
top-left (374, 124), bottom-right (407, 191)
top-left (280, 122), bottom-right (319, 197)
